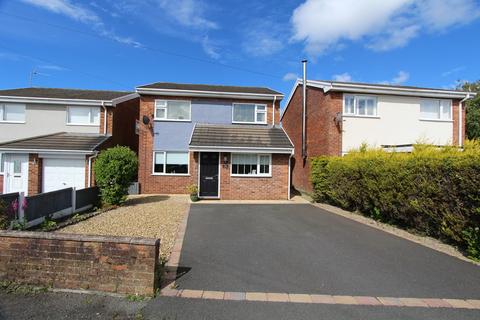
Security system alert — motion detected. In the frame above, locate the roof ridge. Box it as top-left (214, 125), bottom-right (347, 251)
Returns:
top-left (0, 87), bottom-right (131, 93)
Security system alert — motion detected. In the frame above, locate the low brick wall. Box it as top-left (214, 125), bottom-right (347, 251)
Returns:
top-left (0, 231), bottom-right (160, 295)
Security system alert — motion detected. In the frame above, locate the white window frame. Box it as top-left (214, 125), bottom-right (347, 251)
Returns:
top-left (419, 98), bottom-right (453, 121)
top-left (230, 153), bottom-right (272, 177)
top-left (154, 100), bottom-right (191, 122)
top-left (343, 94), bottom-right (378, 117)
top-left (152, 151), bottom-right (190, 176)
top-left (0, 103), bottom-right (26, 123)
top-left (0, 153), bottom-right (4, 174)
top-left (232, 103), bottom-right (268, 124)
top-left (66, 106), bottom-right (100, 126)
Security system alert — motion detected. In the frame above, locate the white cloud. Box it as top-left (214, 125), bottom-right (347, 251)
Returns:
top-left (201, 36), bottom-right (220, 59)
top-left (21, 0), bottom-right (142, 48)
top-left (380, 71), bottom-right (410, 85)
top-left (157, 0), bottom-right (218, 30)
top-left (441, 66), bottom-right (466, 77)
top-left (291, 0), bottom-right (480, 56)
top-left (39, 64), bottom-right (67, 71)
top-left (283, 72), bottom-right (298, 81)
top-left (332, 72), bottom-right (352, 82)
top-left (242, 20), bottom-right (285, 57)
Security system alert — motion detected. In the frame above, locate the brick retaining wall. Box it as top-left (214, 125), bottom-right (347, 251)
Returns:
top-left (0, 231), bottom-right (160, 295)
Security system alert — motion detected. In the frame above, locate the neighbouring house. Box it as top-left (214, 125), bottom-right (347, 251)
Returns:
top-left (0, 88), bottom-right (139, 195)
top-left (281, 79), bottom-right (476, 194)
top-left (136, 82), bottom-right (294, 200)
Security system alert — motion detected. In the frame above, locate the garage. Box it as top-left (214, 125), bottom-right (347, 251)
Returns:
top-left (43, 158), bottom-right (86, 192)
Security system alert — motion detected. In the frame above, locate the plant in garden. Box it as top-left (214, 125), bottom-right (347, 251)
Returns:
top-left (94, 146), bottom-right (138, 205)
top-left (186, 184), bottom-right (199, 202)
top-left (40, 218), bottom-right (57, 232)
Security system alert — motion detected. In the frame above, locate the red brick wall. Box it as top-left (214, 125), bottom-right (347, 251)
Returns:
top-left (0, 175), bottom-right (3, 194)
top-left (27, 154), bottom-right (42, 196)
top-left (452, 99), bottom-right (465, 146)
top-left (282, 85), bottom-right (342, 193)
top-left (99, 106), bottom-right (114, 135)
top-left (109, 98), bottom-right (140, 153)
top-left (0, 231), bottom-right (159, 295)
top-left (219, 153), bottom-right (289, 200)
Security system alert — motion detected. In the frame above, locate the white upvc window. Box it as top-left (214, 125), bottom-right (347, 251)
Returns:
top-left (0, 103), bottom-right (26, 123)
top-left (420, 99), bottom-right (452, 121)
top-left (153, 151), bottom-right (189, 175)
top-left (0, 153), bottom-right (4, 173)
top-left (154, 100), bottom-right (191, 121)
top-left (232, 103), bottom-right (267, 124)
top-left (67, 106), bottom-right (100, 125)
top-left (343, 95), bottom-right (378, 117)
top-left (231, 153), bottom-right (271, 177)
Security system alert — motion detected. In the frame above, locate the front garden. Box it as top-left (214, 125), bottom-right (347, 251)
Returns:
top-left (311, 141), bottom-right (480, 261)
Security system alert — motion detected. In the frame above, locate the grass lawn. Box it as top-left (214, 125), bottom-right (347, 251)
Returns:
top-left (57, 194), bottom-right (189, 260)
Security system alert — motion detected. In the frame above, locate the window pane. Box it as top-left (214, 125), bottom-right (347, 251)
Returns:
top-left (13, 159), bottom-right (21, 174)
top-left (91, 107), bottom-right (100, 124)
top-left (5, 104), bottom-right (25, 122)
top-left (167, 101), bottom-right (190, 120)
top-left (0, 105), bottom-right (4, 120)
top-left (366, 99), bottom-right (376, 116)
top-left (441, 100), bottom-right (452, 120)
top-left (256, 112), bottom-right (266, 123)
top-left (344, 96), bottom-right (355, 114)
top-left (232, 154), bottom-right (259, 175)
top-left (0, 153), bottom-right (3, 172)
top-left (69, 107), bottom-right (91, 124)
top-left (233, 104), bottom-right (255, 122)
top-left (156, 108), bottom-right (166, 119)
top-left (256, 105), bottom-right (266, 111)
top-left (357, 99), bottom-right (366, 115)
top-left (421, 100), bottom-right (440, 119)
top-left (166, 152), bottom-right (188, 174)
top-left (154, 152), bottom-right (164, 173)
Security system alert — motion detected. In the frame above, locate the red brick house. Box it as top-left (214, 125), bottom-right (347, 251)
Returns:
top-left (282, 79), bottom-right (475, 194)
top-left (136, 82), bottom-right (294, 200)
top-left (0, 88), bottom-right (139, 195)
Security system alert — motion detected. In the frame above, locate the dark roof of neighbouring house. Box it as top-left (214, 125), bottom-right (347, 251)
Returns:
top-left (137, 82), bottom-right (282, 95)
top-left (0, 87), bottom-right (132, 101)
top-left (189, 124), bottom-right (293, 149)
top-left (0, 132), bottom-right (110, 152)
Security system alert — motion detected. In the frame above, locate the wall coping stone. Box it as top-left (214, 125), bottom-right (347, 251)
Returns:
top-left (0, 230), bottom-right (159, 246)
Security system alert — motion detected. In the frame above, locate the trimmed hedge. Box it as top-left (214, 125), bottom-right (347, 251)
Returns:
top-left (311, 141), bottom-right (480, 260)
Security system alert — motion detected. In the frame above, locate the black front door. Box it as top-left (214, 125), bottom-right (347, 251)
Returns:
top-left (199, 152), bottom-right (219, 197)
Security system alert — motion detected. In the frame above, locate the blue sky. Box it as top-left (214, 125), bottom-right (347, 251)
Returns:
top-left (0, 0), bottom-right (479, 107)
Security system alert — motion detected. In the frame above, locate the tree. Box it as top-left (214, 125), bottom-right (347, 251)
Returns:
top-left (459, 80), bottom-right (480, 140)
top-left (94, 146), bottom-right (138, 205)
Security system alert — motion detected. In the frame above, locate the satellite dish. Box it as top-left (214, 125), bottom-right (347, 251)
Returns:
top-left (142, 115), bottom-right (150, 125)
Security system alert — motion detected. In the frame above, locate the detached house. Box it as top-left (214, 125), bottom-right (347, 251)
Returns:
top-left (282, 79), bottom-right (476, 194)
top-left (136, 82), bottom-right (293, 200)
top-left (0, 88), bottom-right (139, 195)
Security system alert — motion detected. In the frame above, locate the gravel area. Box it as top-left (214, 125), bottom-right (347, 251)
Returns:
top-left (57, 194), bottom-right (189, 260)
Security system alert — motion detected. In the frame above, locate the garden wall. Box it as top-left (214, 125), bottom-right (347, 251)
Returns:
top-left (0, 231), bottom-right (160, 295)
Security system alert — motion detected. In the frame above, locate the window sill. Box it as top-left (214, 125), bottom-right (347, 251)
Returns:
top-left (153, 119), bottom-right (191, 122)
top-left (419, 118), bottom-right (453, 123)
top-left (151, 173), bottom-right (190, 176)
top-left (342, 115), bottom-right (380, 119)
top-left (0, 121), bottom-right (25, 124)
top-left (230, 174), bottom-right (272, 178)
top-left (67, 123), bottom-right (100, 126)
top-left (232, 121), bottom-right (267, 125)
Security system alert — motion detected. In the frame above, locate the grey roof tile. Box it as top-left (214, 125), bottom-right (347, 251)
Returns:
top-left (137, 82), bottom-right (282, 95)
top-left (0, 132), bottom-right (110, 151)
top-left (0, 87), bottom-right (132, 101)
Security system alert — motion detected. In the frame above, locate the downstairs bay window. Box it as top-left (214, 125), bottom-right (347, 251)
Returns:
top-left (153, 151), bottom-right (189, 175)
top-left (231, 153), bottom-right (271, 177)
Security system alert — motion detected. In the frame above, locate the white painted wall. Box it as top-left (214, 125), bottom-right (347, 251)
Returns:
top-left (342, 95), bottom-right (454, 153)
top-left (0, 104), bottom-right (100, 143)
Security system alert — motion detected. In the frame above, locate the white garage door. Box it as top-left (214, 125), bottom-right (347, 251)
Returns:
top-left (43, 158), bottom-right (86, 192)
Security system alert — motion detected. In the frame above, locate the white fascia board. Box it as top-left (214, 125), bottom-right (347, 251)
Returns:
top-left (136, 88), bottom-right (284, 101)
top-left (112, 93), bottom-right (139, 105)
top-left (0, 95), bottom-right (113, 106)
top-left (307, 80), bottom-right (475, 99)
top-left (0, 148), bottom-right (94, 154)
top-left (189, 145), bottom-right (294, 154)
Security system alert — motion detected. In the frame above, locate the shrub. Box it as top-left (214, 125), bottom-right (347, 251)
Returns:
top-left (94, 146), bottom-right (138, 205)
top-left (311, 142), bottom-right (480, 259)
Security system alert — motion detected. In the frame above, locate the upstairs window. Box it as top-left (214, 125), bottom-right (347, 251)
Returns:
top-left (0, 103), bottom-right (26, 122)
top-left (232, 103), bottom-right (267, 124)
top-left (155, 100), bottom-right (191, 121)
top-left (343, 95), bottom-right (377, 117)
top-left (67, 106), bottom-right (100, 125)
top-left (231, 153), bottom-right (271, 176)
top-left (420, 99), bottom-right (452, 120)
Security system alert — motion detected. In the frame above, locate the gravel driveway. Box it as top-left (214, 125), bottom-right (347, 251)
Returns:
top-left (57, 194), bottom-right (189, 259)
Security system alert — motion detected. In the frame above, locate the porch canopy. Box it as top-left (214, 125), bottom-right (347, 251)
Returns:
top-left (189, 124), bottom-right (294, 154)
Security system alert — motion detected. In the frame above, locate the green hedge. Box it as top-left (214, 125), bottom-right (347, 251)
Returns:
top-left (311, 141), bottom-right (480, 260)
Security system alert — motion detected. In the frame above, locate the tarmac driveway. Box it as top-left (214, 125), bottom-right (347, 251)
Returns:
top-left (175, 204), bottom-right (480, 299)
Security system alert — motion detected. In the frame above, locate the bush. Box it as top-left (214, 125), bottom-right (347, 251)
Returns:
top-left (94, 146), bottom-right (138, 205)
top-left (311, 142), bottom-right (480, 260)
